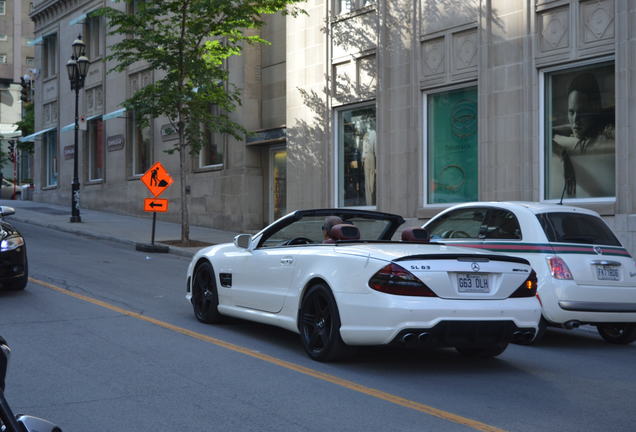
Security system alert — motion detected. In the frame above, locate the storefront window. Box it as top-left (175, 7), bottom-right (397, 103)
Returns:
top-left (427, 86), bottom-right (478, 203)
top-left (545, 62), bottom-right (615, 200)
top-left (88, 119), bottom-right (104, 181)
top-left (44, 130), bottom-right (58, 187)
top-left (337, 105), bottom-right (376, 207)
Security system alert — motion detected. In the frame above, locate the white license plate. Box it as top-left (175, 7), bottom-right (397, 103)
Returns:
top-left (457, 274), bottom-right (490, 293)
top-left (596, 266), bottom-right (620, 281)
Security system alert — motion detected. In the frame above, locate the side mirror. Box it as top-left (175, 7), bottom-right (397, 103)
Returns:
top-left (234, 234), bottom-right (251, 249)
top-left (0, 206), bottom-right (15, 217)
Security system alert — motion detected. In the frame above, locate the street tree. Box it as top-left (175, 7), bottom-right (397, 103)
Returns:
top-left (99, 0), bottom-right (304, 243)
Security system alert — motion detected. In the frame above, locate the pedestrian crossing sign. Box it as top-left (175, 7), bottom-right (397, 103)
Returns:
top-left (141, 162), bottom-right (174, 197)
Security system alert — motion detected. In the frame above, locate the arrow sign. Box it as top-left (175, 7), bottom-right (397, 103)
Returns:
top-left (144, 198), bottom-right (168, 213)
top-left (141, 162), bottom-right (174, 197)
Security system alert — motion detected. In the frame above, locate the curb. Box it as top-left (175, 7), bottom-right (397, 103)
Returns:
top-left (8, 214), bottom-right (199, 258)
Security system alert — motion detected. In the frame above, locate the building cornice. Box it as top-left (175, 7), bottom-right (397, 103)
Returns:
top-left (30, 0), bottom-right (85, 33)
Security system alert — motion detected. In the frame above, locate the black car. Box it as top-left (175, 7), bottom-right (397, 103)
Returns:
top-left (0, 207), bottom-right (27, 291)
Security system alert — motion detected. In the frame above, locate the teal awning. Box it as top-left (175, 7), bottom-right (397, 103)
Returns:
top-left (103, 108), bottom-right (126, 120)
top-left (19, 127), bottom-right (55, 143)
top-left (69, 13), bottom-right (87, 26)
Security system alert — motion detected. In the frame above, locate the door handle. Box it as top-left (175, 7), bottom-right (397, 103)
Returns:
top-left (280, 257), bottom-right (294, 265)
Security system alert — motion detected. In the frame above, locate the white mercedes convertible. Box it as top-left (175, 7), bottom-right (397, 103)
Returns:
top-left (186, 209), bottom-right (541, 361)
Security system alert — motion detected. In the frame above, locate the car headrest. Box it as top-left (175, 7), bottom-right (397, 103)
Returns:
top-left (401, 228), bottom-right (430, 243)
top-left (329, 224), bottom-right (360, 241)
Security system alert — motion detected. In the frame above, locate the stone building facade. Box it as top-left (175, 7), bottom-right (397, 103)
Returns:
top-left (26, 0), bottom-right (636, 254)
top-left (0, 0), bottom-right (34, 182)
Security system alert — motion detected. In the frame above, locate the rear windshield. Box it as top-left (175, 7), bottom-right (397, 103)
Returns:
top-left (536, 212), bottom-right (620, 246)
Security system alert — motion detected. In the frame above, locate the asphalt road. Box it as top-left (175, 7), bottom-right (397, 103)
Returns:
top-left (0, 221), bottom-right (635, 432)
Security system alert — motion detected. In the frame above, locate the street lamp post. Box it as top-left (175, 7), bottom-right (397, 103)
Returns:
top-left (66, 35), bottom-right (90, 223)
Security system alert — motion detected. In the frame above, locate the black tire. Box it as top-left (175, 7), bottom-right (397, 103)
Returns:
top-left (455, 342), bottom-right (508, 358)
top-left (596, 324), bottom-right (636, 345)
top-left (299, 283), bottom-right (351, 362)
top-left (514, 316), bottom-right (548, 346)
top-left (191, 261), bottom-right (223, 324)
top-left (4, 259), bottom-right (27, 291)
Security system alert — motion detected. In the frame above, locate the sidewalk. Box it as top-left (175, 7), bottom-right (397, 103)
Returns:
top-left (0, 199), bottom-right (240, 258)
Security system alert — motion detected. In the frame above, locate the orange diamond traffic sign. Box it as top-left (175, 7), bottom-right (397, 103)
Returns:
top-left (144, 198), bottom-right (168, 213)
top-left (141, 162), bottom-right (173, 197)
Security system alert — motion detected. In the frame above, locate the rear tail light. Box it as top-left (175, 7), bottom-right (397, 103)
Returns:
top-left (510, 270), bottom-right (538, 298)
top-left (547, 256), bottom-right (573, 280)
top-left (368, 263), bottom-right (437, 297)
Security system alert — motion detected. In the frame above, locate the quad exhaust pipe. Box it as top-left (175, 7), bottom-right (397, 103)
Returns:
top-left (512, 329), bottom-right (536, 343)
top-left (400, 332), bottom-right (430, 345)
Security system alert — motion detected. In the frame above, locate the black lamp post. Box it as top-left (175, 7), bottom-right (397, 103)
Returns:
top-left (66, 35), bottom-right (89, 223)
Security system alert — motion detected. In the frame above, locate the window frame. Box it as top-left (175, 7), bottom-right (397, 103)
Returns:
top-left (333, 101), bottom-right (377, 209)
top-left (43, 130), bottom-right (58, 187)
top-left (87, 118), bottom-right (105, 182)
top-left (128, 110), bottom-right (152, 177)
top-left (539, 56), bottom-right (616, 204)
top-left (0, 1), bottom-right (6, 16)
top-left (198, 105), bottom-right (224, 170)
top-left (422, 83), bottom-right (479, 206)
top-left (42, 34), bottom-right (57, 79)
top-left (84, 13), bottom-right (104, 60)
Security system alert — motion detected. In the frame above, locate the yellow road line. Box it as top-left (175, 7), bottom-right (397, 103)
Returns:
top-left (30, 277), bottom-right (506, 432)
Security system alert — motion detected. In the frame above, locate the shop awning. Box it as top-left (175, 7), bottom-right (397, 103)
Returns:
top-left (103, 108), bottom-right (126, 120)
top-left (19, 127), bottom-right (56, 143)
top-left (61, 114), bottom-right (103, 133)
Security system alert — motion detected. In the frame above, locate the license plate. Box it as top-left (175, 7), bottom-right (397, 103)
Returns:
top-left (457, 274), bottom-right (490, 293)
top-left (596, 266), bottom-right (620, 281)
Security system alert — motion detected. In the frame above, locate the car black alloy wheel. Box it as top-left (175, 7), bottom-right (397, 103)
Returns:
top-left (597, 324), bottom-right (636, 344)
top-left (299, 284), bottom-right (350, 362)
top-left (191, 261), bottom-right (222, 324)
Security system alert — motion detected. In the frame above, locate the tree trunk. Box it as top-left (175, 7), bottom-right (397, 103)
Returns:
top-left (178, 129), bottom-right (190, 243)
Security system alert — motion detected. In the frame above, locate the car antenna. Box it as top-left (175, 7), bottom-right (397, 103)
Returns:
top-left (558, 183), bottom-right (566, 205)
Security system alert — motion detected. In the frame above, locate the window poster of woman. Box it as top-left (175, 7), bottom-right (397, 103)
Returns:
top-left (546, 62), bottom-right (615, 200)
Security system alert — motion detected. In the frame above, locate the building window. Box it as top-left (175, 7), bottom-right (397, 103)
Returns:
top-left (128, 0), bottom-right (144, 15)
top-left (87, 118), bottom-right (104, 181)
top-left (43, 130), bottom-right (58, 187)
top-left (544, 61), bottom-right (615, 200)
top-left (25, 57), bottom-right (34, 66)
top-left (128, 70), bottom-right (152, 176)
top-left (337, 105), bottom-right (376, 207)
top-left (336, 0), bottom-right (374, 14)
top-left (0, 34), bottom-right (7, 41)
top-left (43, 34), bottom-right (57, 79)
top-left (0, 1), bottom-right (5, 16)
top-left (129, 111), bottom-right (151, 176)
top-left (0, 54), bottom-right (6, 64)
top-left (84, 14), bottom-right (103, 59)
top-left (426, 86), bottom-right (478, 204)
top-left (199, 106), bottom-right (223, 168)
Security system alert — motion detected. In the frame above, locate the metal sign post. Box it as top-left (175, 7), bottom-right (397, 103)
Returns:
top-left (135, 162), bottom-right (173, 253)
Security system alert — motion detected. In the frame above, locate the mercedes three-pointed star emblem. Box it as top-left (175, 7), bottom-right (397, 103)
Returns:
top-left (471, 262), bottom-right (480, 272)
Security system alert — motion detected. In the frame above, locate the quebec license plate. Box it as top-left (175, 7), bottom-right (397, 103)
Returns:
top-left (596, 265), bottom-right (620, 281)
top-left (457, 274), bottom-right (490, 293)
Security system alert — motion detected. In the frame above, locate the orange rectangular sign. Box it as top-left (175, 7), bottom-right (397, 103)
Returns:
top-left (144, 198), bottom-right (168, 213)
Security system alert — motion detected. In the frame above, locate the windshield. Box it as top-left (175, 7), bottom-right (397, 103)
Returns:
top-left (259, 214), bottom-right (396, 248)
top-left (537, 212), bottom-right (620, 246)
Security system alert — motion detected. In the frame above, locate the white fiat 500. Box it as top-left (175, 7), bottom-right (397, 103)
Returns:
top-left (187, 209), bottom-right (540, 361)
top-left (423, 202), bottom-right (636, 345)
